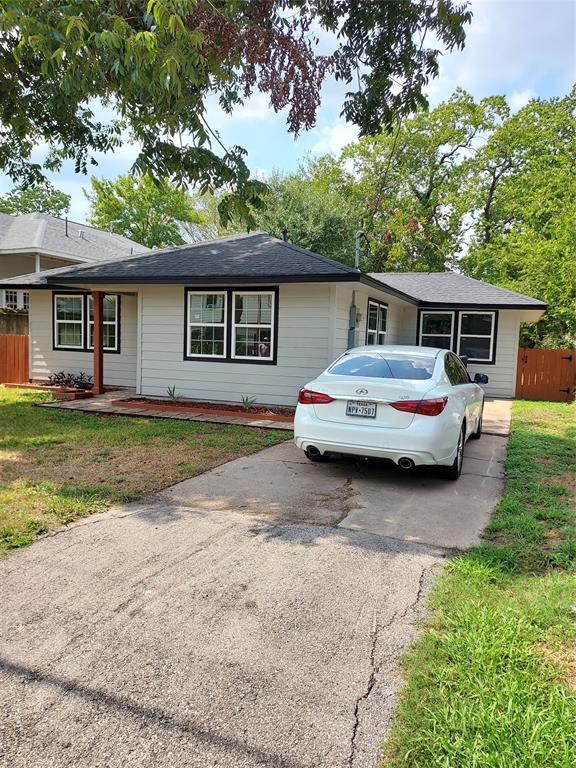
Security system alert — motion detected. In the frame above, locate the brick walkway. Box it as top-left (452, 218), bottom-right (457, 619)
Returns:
top-left (40, 389), bottom-right (293, 431)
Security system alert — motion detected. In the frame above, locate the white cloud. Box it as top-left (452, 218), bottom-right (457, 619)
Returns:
top-left (509, 88), bottom-right (537, 111)
top-left (311, 120), bottom-right (358, 155)
top-left (426, 0), bottom-right (575, 106)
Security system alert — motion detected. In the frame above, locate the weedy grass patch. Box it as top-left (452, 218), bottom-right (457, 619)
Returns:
top-left (0, 387), bottom-right (288, 554)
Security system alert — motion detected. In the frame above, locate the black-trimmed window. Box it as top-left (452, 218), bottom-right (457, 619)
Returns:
top-left (184, 287), bottom-right (278, 364)
top-left (366, 299), bottom-right (387, 345)
top-left (186, 291), bottom-right (227, 358)
top-left (88, 295), bottom-right (119, 352)
top-left (232, 291), bottom-right (274, 361)
top-left (53, 293), bottom-right (120, 353)
top-left (457, 311), bottom-right (496, 363)
top-left (418, 309), bottom-right (497, 364)
top-left (420, 311), bottom-right (454, 351)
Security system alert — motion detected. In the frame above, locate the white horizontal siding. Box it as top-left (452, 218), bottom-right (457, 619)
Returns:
top-left (138, 284), bottom-right (335, 406)
top-left (333, 284), bottom-right (417, 351)
top-left (29, 291), bottom-right (137, 387)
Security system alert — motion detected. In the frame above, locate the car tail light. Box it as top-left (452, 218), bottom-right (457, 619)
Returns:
top-left (390, 397), bottom-right (448, 416)
top-left (298, 388), bottom-right (335, 405)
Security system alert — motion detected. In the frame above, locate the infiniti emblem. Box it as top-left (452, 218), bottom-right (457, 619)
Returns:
top-left (356, 388), bottom-right (369, 395)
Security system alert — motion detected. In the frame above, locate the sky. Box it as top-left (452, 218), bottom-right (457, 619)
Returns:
top-left (1, 0), bottom-right (574, 223)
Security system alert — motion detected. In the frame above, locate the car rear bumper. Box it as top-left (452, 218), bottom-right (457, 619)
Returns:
top-left (294, 408), bottom-right (459, 466)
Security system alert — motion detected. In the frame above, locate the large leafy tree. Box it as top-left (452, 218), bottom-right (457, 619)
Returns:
top-left (0, 182), bottom-right (71, 216)
top-left (312, 89), bottom-right (507, 271)
top-left (254, 165), bottom-right (357, 264)
top-left (0, 0), bottom-right (471, 225)
top-left (87, 173), bottom-right (203, 248)
top-left (462, 90), bottom-right (576, 347)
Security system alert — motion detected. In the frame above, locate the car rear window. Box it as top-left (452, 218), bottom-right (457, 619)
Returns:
top-left (328, 353), bottom-right (435, 380)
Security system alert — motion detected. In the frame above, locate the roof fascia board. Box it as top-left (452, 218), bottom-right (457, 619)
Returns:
top-left (44, 273), bottom-right (365, 286)
top-left (0, 247), bottom-right (89, 263)
top-left (419, 301), bottom-right (548, 310)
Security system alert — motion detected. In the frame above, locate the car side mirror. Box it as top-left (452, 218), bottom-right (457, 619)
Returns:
top-left (474, 373), bottom-right (489, 384)
top-left (459, 355), bottom-right (469, 367)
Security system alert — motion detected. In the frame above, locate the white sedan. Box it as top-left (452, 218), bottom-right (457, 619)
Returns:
top-left (294, 345), bottom-right (489, 480)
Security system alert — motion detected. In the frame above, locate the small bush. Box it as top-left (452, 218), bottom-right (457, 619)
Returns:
top-left (47, 371), bottom-right (93, 390)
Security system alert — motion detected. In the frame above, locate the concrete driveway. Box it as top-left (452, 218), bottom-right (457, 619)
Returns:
top-left (0, 401), bottom-right (511, 768)
top-left (163, 400), bottom-right (510, 550)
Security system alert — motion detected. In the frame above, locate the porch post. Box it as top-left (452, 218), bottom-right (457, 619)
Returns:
top-left (92, 290), bottom-right (104, 394)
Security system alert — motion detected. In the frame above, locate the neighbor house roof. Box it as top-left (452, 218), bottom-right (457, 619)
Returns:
top-left (370, 271), bottom-right (547, 309)
top-left (0, 212), bottom-right (149, 263)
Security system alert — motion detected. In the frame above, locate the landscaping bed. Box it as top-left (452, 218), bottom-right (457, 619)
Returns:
top-left (112, 396), bottom-right (295, 423)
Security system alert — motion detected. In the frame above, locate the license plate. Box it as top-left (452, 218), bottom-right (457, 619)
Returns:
top-left (346, 400), bottom-right (377, 418)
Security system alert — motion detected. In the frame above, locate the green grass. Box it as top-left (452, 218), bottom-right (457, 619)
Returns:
top-left (0, 387), bottom-right (288, 554)
top-left (381, 401), bottom-right (576, 768)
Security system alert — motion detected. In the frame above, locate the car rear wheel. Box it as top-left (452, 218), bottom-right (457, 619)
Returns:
top-left (470, 405), bottom-right (483, 440)
top-left (440, 424), bottom-right (465, 480)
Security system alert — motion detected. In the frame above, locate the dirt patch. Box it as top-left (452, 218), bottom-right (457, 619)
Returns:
top-left (538, 642), bottom-right (576, 690)
top-left (549, 472), bottom-right (576, 495)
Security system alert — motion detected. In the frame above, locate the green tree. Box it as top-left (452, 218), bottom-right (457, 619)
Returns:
top-left (87, 174), bottom-right (203, 248)
top-left (254, 165), bottom-right (357, 264)
top-left (317, 89), bottom-right (508, 271)
top-left (0, 182), bottom-right (70, 216)
top-left (462, 90), bottom-right (576, 347)
top-left (0, 1), bottom-right (471, 225)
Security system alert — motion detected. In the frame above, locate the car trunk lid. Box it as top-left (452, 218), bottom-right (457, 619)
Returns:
top-left (311, 378), bottom-right (433, 429)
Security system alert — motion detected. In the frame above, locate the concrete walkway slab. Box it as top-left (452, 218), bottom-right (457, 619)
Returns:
top-left (483, 398), bottom-right (513, 436)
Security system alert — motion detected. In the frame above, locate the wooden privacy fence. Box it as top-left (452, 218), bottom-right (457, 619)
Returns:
top-left (0, 334), bottom-right (29, 384)
top-left (516, 348), bottom-right (575, 402)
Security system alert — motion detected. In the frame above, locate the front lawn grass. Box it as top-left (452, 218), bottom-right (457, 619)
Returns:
top-left (0, 387), bottom-right (288, 553)
top-left (382, 400), bottom-right (576, 768)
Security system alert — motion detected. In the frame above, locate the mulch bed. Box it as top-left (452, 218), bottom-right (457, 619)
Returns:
top-left (112, 397), bottom-right (295, 423)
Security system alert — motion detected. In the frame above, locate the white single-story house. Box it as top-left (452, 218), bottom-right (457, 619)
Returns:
top-left (0, 212), bottom-right (149, 310)
top-left (0, 232), bottom-right (546, 403)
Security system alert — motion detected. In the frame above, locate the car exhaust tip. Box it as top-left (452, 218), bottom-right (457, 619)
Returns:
top-left (306, 445), bottom-right (321, 457)
top-left (398, 457), bottom-right (415, 470)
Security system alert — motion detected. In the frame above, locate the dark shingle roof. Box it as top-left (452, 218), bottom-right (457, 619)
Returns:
top-left (371, 272), bottom-right (547, 309)
top-left (0, 232), bottom-right (361, 286)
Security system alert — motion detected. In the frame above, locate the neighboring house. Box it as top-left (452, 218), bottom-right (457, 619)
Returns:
top-left (0, 232), bottom-right (546, 401)
top-left (0, 212), bottom-right (149, 311)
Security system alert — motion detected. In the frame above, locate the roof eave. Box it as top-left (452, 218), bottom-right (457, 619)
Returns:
top-left (419, 300), bottom-right (548, 310)
top-left (43, 273), bottom-right (365, 286)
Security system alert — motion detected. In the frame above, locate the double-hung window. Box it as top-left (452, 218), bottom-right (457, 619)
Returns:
top-left (366, 300), bottom-right (387, 345)
top-left (186, 292), bottom-right (227, 358)
top-left (54, 295), bottom-right (84, 349)
top-left (419, 311), bottom-right (454, 350)
top-left (419, 309), bottom-right (497, 363)
top-left (232, 291), bottom-right (274, 360)
top-left (457, 312), bottom-right (495, 362)
top-left (54, 293), bottom-right (120, 352)
top-left (4, 290), bottom-right (19, 310)
top-left (88, 295), bottom-right (119, 352)
top-left (184, 288), bottom-right (277, 362)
